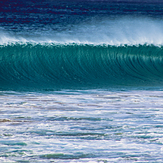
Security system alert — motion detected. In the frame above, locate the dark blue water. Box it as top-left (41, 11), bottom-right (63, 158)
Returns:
top-left (1, 1), bottom-right (163, 162)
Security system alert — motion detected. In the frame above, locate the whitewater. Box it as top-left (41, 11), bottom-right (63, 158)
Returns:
top-left (1, 0), bottom-right (163, 162)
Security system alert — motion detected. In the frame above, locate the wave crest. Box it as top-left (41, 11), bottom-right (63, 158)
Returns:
top-left (1, 17), bottom-right (163, 46)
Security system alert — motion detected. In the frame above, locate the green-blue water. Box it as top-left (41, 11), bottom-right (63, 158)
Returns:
top-left (1, 44), bottom-right (163, 90)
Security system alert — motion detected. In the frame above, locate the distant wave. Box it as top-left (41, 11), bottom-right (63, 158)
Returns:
top-left (0, 43), bottom-right (163, 90)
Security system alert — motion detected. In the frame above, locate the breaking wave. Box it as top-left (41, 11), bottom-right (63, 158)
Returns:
top-left (0, 43), bottom-right (163, 90)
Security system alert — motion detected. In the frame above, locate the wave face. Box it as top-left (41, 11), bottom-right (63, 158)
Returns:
top-left (1, 43), bottom-right (163, 90)
top-left (1, 0), bottom-right (163, 90)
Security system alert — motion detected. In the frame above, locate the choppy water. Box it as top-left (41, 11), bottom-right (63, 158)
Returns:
top-left (1, 0), bottom-right (163, 162)
top-left (1, 89), bottom-right (163, 162)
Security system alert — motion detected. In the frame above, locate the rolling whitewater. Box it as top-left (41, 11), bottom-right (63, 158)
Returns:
top-left (1, 0), bottom-right (163, 162)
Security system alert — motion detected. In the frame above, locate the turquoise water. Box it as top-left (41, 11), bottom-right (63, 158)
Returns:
top-left (1, 44), bottom-right (163, 90)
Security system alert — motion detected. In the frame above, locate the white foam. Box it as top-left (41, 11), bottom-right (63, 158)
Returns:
top-left (1, 17), bottom-right (163, 46)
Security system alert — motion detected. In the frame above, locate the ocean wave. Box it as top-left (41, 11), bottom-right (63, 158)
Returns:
top-left (0, 43), bottom-right (163, 90)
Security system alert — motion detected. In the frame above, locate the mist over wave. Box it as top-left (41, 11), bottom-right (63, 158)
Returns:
top-left (1, 17), bottom-right (163, 46)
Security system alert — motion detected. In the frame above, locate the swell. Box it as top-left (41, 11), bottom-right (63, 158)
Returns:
top-left (0, 43), bottom-right (163, 90)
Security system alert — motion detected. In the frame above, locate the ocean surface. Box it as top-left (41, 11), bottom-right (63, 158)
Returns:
top-left (1, 0), bottom-right (163, 162)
